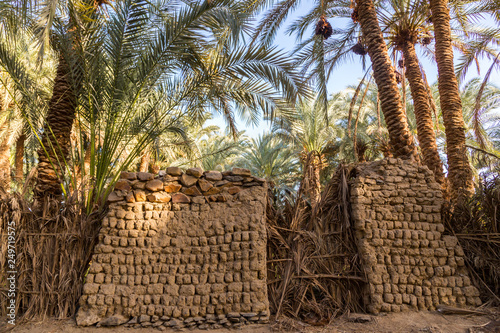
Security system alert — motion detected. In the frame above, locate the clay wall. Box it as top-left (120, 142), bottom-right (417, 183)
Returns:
top-left (351, 158), bottom-right (481, 313)
top-left (76, 167), bottom-right (269, 329)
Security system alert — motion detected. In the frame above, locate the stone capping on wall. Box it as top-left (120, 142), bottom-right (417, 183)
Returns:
top-left (350, 158), bottom-right (481, 314)
top-left (76, 167), bottom-right (269, 329)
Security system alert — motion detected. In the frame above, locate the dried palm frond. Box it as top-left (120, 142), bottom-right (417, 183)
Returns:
top-left (0, 191), bottom-right (104, 321)
top-left (442, 177), bottom-right (500, 306)
top-left (267, 165), bottom-right (366, 324)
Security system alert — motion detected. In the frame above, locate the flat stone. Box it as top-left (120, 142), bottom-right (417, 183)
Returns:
top-left (224, 176), bottom-right (244, 182)
top-left (100, 314), bottom-right (129, 326)
top-left (214, 180), bottom-right (229, 187)
top-left (192, 196), bottom-right (206, 204)
top-left (172, 193), bottom-right (191, 203)
top-left (134, 190), bottom-right (146, 202)
top-left (181, 174), bottom-right (198, 187)
top-left (165, 319), bottom-right (180, 327)
top-left (241, 313), bottom-right (258, 318)
top-left (167, 167), bottom-right (183, 176)
top-left (227, 312), bottom-right (240, 318)
top-left (139, 315), bottom-right (151, 323)
top-left (253, 177), bottom-right (266, 183)
top-left (164, 183), bottom-right (182, 193)
top-left (120, 171), bottom-right (137, 180)
top-left (147, 192), bottom-right (171, 203)
top-left (182, 186), bottom-right (202, 196)
top-left (203, 187), bottom-right (221, 196)
top-left (198, 179), bottom-right (213, 192)
top-left (186, 167), bottom-right (203, 178)
top-left (227, 186), bottom-right (241, 195)
top-left (163, 175), bottom-right (180, 182)
top-left (243, 182), bottom-right (260, 187)
top-left (108, 191), bottom-right (124, 202)
top-left (231, 167), bottom-right (251, 176)
top-left (125, 192), bottom-right (135, 203)
top-left (115, 179), bottom-right (132, 191)
top-left (215, 195), bottom-right (227, 202)
top-left (146, 179), bottom-right (164, 191)
top-left (76, 309), bottom-right (101, 326)
top-left (204, 171), bottom-right (222, 181)
top-left (128, 317), bottom-right (138, 324)
top-left (137, 172), bottom-right (154, 181)
top-left (133, 181), bottom-right (146, 189)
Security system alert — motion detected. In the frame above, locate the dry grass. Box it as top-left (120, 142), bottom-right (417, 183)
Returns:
top-left (0, 191), bottom-right (103, 321)
top-left (266, 165), bottom-right (366, 325)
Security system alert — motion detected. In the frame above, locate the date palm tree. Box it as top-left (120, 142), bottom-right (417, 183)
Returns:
top-left (237, 133), bottom-right (301, 193)
top-left (379, 0), bottom-right (445, 185)
top-left (1, 0), bottom-right (307, 208)
top-left (355, 0), bottom-right (418, 159)
top-left (429, 0), bottom-right (474, 203)
top-left (255, 0), bottom-right (418, 159)
top-left (272, 98), bottom-right (336, 205)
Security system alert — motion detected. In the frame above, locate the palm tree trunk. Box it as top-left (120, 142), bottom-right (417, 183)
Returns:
top-left (0, 130), bottom-right (10, 191)
top-left (14, 134), bottom-right (25, 182)
top-left (376, 94), bottom-right (381, 133)
top-left (430, 0), bottom-right (474, 203)
top-left (300, 151), bottom-right (322, 207)
top-left (34, 57), bottom-right (77, 199)
top-left (139, 151), bottom-right (150, 172)
top-left (356, 0), bottom-right (418, 160)
top-left (402, 41), bottom-right (445, 185)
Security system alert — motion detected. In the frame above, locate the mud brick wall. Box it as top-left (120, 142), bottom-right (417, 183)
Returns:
top-left (351, 158), bottom-right (481, 314)
top-left (76, 167), bottom-right (269, 329)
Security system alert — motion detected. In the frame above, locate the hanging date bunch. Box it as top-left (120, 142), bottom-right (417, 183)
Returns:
top-left (395, 70), bottom-right (403, 84)
top-left (315, 16), bottom-right (333, 39)
top-left (352, 34), bottom-right (367, 55)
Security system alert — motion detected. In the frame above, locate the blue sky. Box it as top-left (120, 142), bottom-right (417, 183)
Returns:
top-left (208, 2), bottom-right (500, 138)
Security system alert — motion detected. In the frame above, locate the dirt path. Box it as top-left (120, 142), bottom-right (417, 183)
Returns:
top-left (1, 311), bottom-right (497, 333)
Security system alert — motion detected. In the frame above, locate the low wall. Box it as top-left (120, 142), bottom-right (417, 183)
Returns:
top-left (351, 158), bottom-right (481, 313)
top-left (76, 167), bottom-right (269, 329)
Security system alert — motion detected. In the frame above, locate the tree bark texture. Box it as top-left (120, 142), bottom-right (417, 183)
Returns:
top-left (300, 151), bottom-right (322, 207)
top-left (34, 57), bottom-right (77, 199)
top-left (402, 41), bottom-right (446, 186)
top-left (15, 134), bottom-right (25, 182)
top-left (430, 0), bottom-right (474, 202)
top-left (357, 0), bottom-right (418, 160)
top-left (139, 151), bottom-right (150, 173)
top-left (0, 130), bottom-right (10, 191)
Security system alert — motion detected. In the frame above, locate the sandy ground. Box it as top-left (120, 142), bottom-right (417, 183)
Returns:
top-left (2, 311), bottom-right (498, 333)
